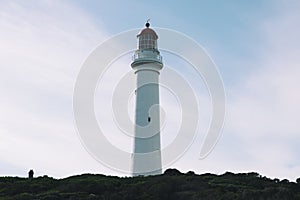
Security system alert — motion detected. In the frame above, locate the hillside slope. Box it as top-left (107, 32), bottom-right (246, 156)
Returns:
top-left (0, 169), bottom-right (299, 200)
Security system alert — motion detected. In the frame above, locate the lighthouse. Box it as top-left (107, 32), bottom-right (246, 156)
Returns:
top-left (131, 22), bottom-right (163, 176)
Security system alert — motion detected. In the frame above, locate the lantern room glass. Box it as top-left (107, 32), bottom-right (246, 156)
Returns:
top-left (138, 34), bottom-right (157, 50)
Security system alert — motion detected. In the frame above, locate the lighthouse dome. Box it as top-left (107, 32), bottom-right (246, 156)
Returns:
top-left (138, 28), bottom-right (158, 39)
top-left (137, 23), bottom-right (158, 50)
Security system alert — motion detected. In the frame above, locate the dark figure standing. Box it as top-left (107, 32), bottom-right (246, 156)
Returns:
top-left (28, 169), bottom-right (34, 179)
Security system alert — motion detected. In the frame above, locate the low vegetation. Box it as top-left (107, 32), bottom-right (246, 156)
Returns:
top-left (0, 169), bottom-right (299, 200)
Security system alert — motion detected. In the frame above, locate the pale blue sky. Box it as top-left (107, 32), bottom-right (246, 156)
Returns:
top-left (72, 0), bottom-right (271, 83)
top-left (0, 0), bottom-right (299, 181)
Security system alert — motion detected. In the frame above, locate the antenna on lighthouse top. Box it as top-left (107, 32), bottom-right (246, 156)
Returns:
top-left (145, 19), bottom-right (150, 28)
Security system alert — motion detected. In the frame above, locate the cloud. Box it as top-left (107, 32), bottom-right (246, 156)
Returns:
top-left (0, 0), bottom-right (112, 177)
top-left (167, 1), bottom-right (300, 181)
top-left (223, 1), bottom-right (300, 180)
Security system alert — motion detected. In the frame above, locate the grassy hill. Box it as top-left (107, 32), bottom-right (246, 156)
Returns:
top-left (0, 169), bottom-right (299, 200)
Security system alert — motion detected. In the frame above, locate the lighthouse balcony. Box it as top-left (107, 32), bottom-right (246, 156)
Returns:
top-left (132, 49), bottom-right (162, 64)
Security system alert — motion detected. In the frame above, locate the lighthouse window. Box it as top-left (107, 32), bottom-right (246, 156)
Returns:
top-left (139, 34), bottom-right (157, 49)
top-left (148, 117), bottom-right (151, 122)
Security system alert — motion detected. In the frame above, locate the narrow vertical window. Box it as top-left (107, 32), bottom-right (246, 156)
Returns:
top-left (148, 117), bottom-right (151, 122)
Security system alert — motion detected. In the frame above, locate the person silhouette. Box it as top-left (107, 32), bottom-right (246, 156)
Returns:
top-left (28, 169), bottom-right (34, 179)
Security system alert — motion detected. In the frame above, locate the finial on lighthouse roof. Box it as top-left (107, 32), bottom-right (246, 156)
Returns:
top-left (145, 19), bottom-right (150, 28)
top-left (138, 19), bottom-right (158, 40)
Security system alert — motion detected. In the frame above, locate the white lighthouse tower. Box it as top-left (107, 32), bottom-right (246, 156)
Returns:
top-left (131, 22), bottom-right (163, 176)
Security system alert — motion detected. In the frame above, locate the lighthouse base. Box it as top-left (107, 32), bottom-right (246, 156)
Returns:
top-left (132, 150), bottom-right (162, 176)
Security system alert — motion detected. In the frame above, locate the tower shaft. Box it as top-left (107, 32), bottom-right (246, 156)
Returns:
top-left (132, 64), bottom-right (162, 176)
